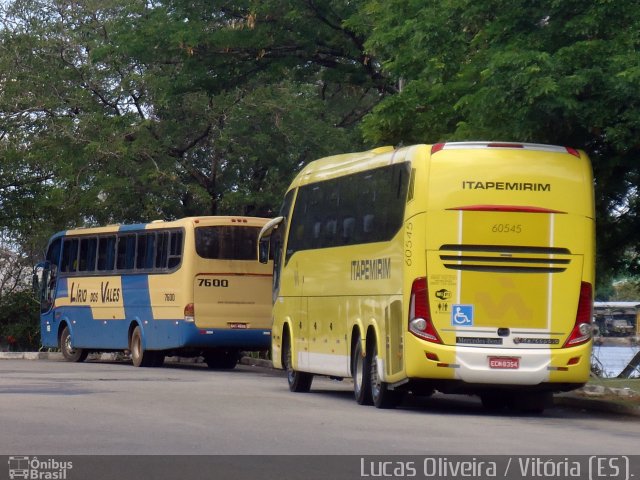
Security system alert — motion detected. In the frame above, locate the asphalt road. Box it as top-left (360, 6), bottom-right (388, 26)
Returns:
top-left (0, 358), bottom-right (638, 456)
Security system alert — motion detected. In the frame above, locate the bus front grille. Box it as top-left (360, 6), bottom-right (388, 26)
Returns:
top-left (439, 244), bottom-right (571, 274)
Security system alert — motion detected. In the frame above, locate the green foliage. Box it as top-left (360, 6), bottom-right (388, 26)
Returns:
top-left (1, 0), bottom-right (640, 291)
top-left (0, 0), bottom-right (379, 249)
top-left (0, 290), bottom-right (40, 351)
top-left (360, 0), bottom-right (640, 283)
top-left (610, 279), bottom-right (640, 302)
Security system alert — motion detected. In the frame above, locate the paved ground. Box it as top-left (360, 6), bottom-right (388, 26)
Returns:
top-left (1, 351), bottom-right (638, 417)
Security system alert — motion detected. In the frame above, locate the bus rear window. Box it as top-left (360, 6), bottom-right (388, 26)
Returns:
top-left (195, 226), bottom-right (259, 260)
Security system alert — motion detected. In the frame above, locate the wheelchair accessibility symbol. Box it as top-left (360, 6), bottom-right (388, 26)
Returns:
top-left (452, 304), bottom-right (474, 326)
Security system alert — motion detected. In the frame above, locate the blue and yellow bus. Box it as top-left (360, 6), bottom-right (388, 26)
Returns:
top-left (259, 142), bottom-right (595, 412)
top-left (33, 216), bottom-right (273, 368)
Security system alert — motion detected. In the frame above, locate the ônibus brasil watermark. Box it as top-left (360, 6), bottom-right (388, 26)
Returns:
top-left (8, 456), bottom-right (72, 480)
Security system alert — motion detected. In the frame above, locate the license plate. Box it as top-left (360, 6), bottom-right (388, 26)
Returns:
top-left (489, 357), bottom-right (520, 369)
top-left (228, 323), bottom-right (248, 329)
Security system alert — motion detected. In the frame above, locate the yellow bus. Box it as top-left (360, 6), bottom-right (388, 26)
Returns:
top-left (259, 142), bottom-right (595, 412)
top-left (33, 216), bottom-right (273, 368)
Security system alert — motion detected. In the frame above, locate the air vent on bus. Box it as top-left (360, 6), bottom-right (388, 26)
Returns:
top-left (439, 244), bottom-right (571, 273)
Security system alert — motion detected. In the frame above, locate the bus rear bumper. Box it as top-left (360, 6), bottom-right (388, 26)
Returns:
top-left (405, 340), bottom-right (591, 389)
top-left (181, 325), bottom-right (271, 350)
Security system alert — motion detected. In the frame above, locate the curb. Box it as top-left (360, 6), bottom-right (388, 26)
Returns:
top-left (0, 352), bottom-right (61, 360)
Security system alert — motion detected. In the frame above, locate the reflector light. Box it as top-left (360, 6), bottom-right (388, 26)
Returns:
top-left (425, 352), bottom-right (439, 362)
top-left (184, 303), bottom-right (195, 323)
top-left (431, 143), bottom-right (446, 154)
top-left (565, 147), bottom-right (580, 157)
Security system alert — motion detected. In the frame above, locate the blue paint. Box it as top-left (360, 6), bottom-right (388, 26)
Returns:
top-left (41, 272), bottom-right (270, 352)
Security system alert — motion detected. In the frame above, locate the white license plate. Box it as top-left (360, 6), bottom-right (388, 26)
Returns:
top-left (228, 323), bottom-right (248, 329)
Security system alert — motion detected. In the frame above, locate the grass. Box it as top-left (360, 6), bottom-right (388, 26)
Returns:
top-left (577, 376), bottom-right (640, 408)
top-left (588, 377), bottom-right (640, 391)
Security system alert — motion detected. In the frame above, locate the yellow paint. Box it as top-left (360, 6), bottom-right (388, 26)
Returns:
top-left (269, 142), bottom-right (595, 391)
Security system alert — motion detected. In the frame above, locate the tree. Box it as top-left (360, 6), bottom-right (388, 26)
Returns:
top-left (358, 0), bottom-right (640, 286)
top-left (0, 230), bottom-right (39, 351)
top-left (0, 0), bottom-right (384, 242)
top-left (610, 279), bottom-right (640, 302)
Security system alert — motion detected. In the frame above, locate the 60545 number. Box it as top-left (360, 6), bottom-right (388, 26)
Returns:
top-left (491, 224), bottom-right (522, 234)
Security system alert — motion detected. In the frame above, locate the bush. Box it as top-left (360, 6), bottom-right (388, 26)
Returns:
top-left (0, 290), bottom-right (40, 351)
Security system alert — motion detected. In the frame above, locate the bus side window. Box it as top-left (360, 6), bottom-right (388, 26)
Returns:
top-left (286, 188), bottom-right (309, 259)
top-left (363, 214), bottom-right (375, 234)
top-left (342, 217), bottom-right (355, 244)
top-left (97, 236), bottom-right (116, 271)
top-left (155, 232), bottom-right (169, 269)
top-left (145, 233), bottom-right (156, 269)
top-left (46, 238), bottom-right (62, 267)
top-left (324, 218), bottom-right (337, 244)
top-left (117, 234), bottom-right (136, 270)
top-left (79, 237), bottom-right (97, 272)
top-left (61, 238), bottom-right (79, 273)
top-left (312, 221), bottom-right (322, 241)
top-left (136, 233), bottom-right (156, 270)
top-left (168, 230), bottom-right (183, 269)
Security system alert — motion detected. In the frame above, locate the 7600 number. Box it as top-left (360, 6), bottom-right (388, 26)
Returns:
top-left (198, 278), bottom-right (229, 288)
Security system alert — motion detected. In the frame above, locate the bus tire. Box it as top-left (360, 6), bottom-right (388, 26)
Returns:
top-left (204, 349), bottom-right (238, 369)
top-left (60, 326), bottom-right (88, 363)
top-left (352, 336), bottom-right (372, 405)
top-left (130, 326), bottom-right (156, 368)
top-left (369, 340), bottom-right (401, 409)
top-left (283, 331), bottom-right (313, 393)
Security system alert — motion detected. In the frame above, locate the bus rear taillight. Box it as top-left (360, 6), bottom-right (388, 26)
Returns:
top-left (184, 303), bottom-right (195, 323)
top-left (408, 277), bottom-right (442, 344)
top-left (563, 282), bottom-right (593, 347)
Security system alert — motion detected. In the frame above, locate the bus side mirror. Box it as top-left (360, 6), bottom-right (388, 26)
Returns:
top-left (258, 237), bottom-right (270, 264)
top-left (257, 216), bottom-right (284, 264)
top-left (32, 261), bottom-right (50, 298)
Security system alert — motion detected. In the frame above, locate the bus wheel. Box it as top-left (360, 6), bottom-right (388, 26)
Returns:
top-left (204, 350), bottom-right (238, 369)
top-left (130, 326), bottom-right (157, 368)
top-left (369, 340), bottom-right (401, 409)
top-left (60, 326), bottom-right (88, 363)
top-left (283, 333), bottom-right (313, 392)
top-left (352, 336), bottom-right (372, 405)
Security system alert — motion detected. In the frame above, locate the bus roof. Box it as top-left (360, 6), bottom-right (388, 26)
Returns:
top-left (290, 146), bottom-right (399, 188)
top-left (49, 216), bottom-right (271, 241)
